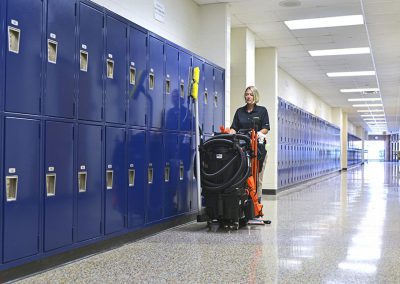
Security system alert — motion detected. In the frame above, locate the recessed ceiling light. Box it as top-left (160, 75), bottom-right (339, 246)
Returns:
top-left (357, 110), bottom-right (384, 112)
top-left (327, 71), bottom-right (375, 77)
top-left (285, 15), bottom-right (364, 30)
top-left (309, 47), bottom-right (370, 56)
top-left (352, 104), bottom-right (383, 107)
top-left (340, 88), bottom-right (379, 93)
top-left (348, 98), bottom-right (381, 102)
top-left (279, 0), bottom-right (301, 8)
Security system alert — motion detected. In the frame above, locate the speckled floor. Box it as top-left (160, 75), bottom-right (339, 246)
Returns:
top-left (16, 162), bottom-right (400, 283)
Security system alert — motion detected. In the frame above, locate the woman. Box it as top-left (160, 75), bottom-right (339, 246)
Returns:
top-left (230, 86), bottom-right (270, 200)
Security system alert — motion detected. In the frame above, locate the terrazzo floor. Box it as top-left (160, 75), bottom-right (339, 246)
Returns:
top-left (16, 162), bottom-right (400, 283)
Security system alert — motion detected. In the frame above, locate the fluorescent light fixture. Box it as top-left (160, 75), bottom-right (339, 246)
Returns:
top-left (309, 47), bottom-right (370, 56)
top-left (327, 71), bottom-right (375, 77)
top-left (352, 104), bottom-right (383, 107)
top-left (340, 88), bottom-right (379, 93)
top-left (348, 98), bottom-right (381, 102)
top-left (357, 110), bottom-right (383, 113)
top-left (285, 15), bottom-right (364, 30)
top-left (360, 114), bottom-right (385, 117)
top-left (364, 118), bottom-right (385, 121)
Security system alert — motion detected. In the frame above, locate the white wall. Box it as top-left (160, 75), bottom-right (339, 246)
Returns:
top-left (278, 68), bottom-right (334, 125)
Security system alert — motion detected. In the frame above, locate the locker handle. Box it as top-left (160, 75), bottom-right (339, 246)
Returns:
top-left (106, 170), bottom-right (113, 190)
top-left (180, 83), bottom-right (185, 98)
top-left (106, 59), bottom-right (114, 79)
top-left (128, 169), bottom-right (135, 187)
top-left (8, 26), bottom-right (20, 54)
top-left (6, 176), bottom-right (18, 202)
top-left (214, 93), bottom-right (218, 108)
top-left (48, 39), bottom-right (58, 64)
top-left (148, 167), bottom-right (153, 184)
top-left (46, 174), bottom-right (56, 197)
top-left (129, 67), bottom-right (136, 85)
top-left (204, 91), bottom-right (208, 105)
top-left (78, 171), bottom-right (87, 193)
top-left (179, 161), bottom-right (184, 181)
top-left (165, 79), bottom-right (171, 94)
top-left (164, 165), bottom-right (170, 182)
top-left (80, 50), bottom-right (88, 72)
top-left (149, 72), bottom-right (155, 90)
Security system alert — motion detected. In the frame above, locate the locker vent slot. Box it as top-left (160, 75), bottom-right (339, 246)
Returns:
top-left (129, 67), bottom-right (136, 85)
top-left (6, 176), bottom-right (18, 202)
top-left (214, 94), bottom-right (218, 108)
top-left (148, 167), bottom-right (153, 184)
top-left (80, 50), bottom-right (88, 72)
top-left (8, 26), bottom-right (21, 54)
top-left (46, 174), bottom-right (56, 197)
top-left (165, 79), bottom-right (171, 94)
top-left (149, 73), bottom-right (155, 90)
top-left (78, 172), bottom-right (87, 193)
top-left (179, 162), bottom-right (184, 180)
top-left (107, 59), bottom-right (114, 79)
top-left (129, 169), bottom-right (135, 187)
top-left (180, 83), bottom-right (185, 98)
top-left (106, 170), bottom-right (114, 189)
top-left (48, 40), bottom-right (58, 64)
top-left (204, 91), bottom-right (208, 105)
top-left (164, 166), bottom-right (170, 182)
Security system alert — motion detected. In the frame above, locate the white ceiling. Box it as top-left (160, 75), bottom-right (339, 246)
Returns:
top-left (193, 0), bottom-right (400, 134)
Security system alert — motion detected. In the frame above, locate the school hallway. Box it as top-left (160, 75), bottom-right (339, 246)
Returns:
top-left (15, 162), bottom-right (400, 283)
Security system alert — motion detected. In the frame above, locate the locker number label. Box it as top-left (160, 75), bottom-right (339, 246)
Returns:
top-left (50, 33), bottom-right (56, 39)
top-left (108, 165), bottom-right (113, 169)
top-left (80, 165), bottom-right (86, 170)
top-left (8, 168), bottom-right (16, 174)
top-left (130, 164), bottom-right (134, 168)
top-left (48, 167), bottom-right (55, 172)
top-left (131, 62), bottom-right (135, 66)
top-left (216, 154), bottom-right (223, 159)
top-left (11, 20), bottom-right (18, 26)
top-left (108, 54), bottom-right (113, 59)
top-left (82, 44), bottom-right (87, 50)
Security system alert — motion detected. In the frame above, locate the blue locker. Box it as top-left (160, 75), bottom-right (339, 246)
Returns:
top-left (147, 131), bottom-right (164, 222)
top-left (0, 0), bottom-right (4, 113)
top-left (192, 57), bottom-right (204, 132)
top-left (5, 0), bottom-right (42, 114)
top-left (190, 132), bottom-right (198, 212)
top-left (0, 114), bottom-right (3, 262)
top-left (148, 36), bottom-right (164, 129)
top-left (203, 63), bottom-right (214, 134)
top-left (44, 0), bottom-right (75, 118)
top-left (44, 121), bottom-right (74, 251)
top-left (78, 3), bottom-right (103, 122)
top-left (105, 16), bottom-right (127, 124)
top-left (164, 45), bottom-right (179, 131)
top-left (179, 51), bottom-right (192, 132)
top-left (105, 126), bottom-right (126, 234)
top-left (76, 124), bottom-right (102, 242)
top-left (163, 133), bottom-right (179, 217)
top-left (128, 27), bottom-right (147, 127)
top-left (213, 68), bottom-right (224, 131)
top-left (178, 134), bottom-right (191, 214)
top-left (127, 128), bottom-right (146, 228)
top-left (3, 117), bottom-right (40, 262)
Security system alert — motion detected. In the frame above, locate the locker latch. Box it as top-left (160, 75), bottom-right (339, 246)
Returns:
top-left (180, 82), bottom-right (185, 98)
top-left (48, 39), bottom-right (58, 64)
top-left (80, 50), bottom-right (88, 72)
top-left (129, 168), bottom-right (135, 187)
top-left (106, 170), bottom-right (114, 189)
top-left (130, 67), bottom-right (136, 85)
top-left (204, 91), bottom-right (208, 105)
top-left (148, 165), bottom-right (153, 184)
top-left (164, 164), bottom-right (170, 182)
top-left (149, 72), bottom-right (155, 90)
top-left (78, 171), bottom-right (87, 193)
top-left (8, 26), bottom-right (20, 54)
top-left (179, 161), bottom-right (184, 181)
top-left (107, 59), bottom-right (114, 79)
top-left (214, 93), bottom-right (218, 108)
top-left (46, 174), bottom-right (56, 197)
top-left (165, 78), bottom-right (171, 94)
top-left (6, 176), bottom-right (18, 201)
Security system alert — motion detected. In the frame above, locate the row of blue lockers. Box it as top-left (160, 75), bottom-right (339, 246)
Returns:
top-left (278, 97), bottom-right (341, 188)
top-left (348, 133), bottom-right (363, 166)
top-left (0, 0), bottom-right (225, 134)
top-left (0, 115), bottom-right (198, 267)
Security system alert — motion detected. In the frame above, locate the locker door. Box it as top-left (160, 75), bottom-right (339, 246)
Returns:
top-left (44, 121), bottom-right (74, 251)
top-left (128, 27), bottom-right (147, 127)
top-left (5, 0), bottom-right (42, 114)
top-left (179, 51), bottom-right (192, 132)
top-left (3, 117), bottom-right (40, 262)
top-left (203, 63), bottom-right (214, 135)
top-left (0, 1), bottom-right (4, 112)
top-left (148, 36), bottom-right (164, 129)
top-left (105, 127), bottom-right (126, 234)
top-left (77, 124), bottom-right (102, 242)
top-left (192, 57), bottom-right (204, 133)
top-left (44, 0), bottom-right (75, 118)
top-left (105, 16), bottom-right (127, 124)
top-left (147, 131), bottom-right (163, 222)
top-left (163, 133), bottom-right (179, 218)
top-left (127, 128), bottom-right (146, 228)
top-left (213, 68), bottom-right (224, 131)
top-left (78, 3), bottom-right (103, 122)
top-left (164, 45), bottom-right (179, 131)
top-left (178, 134), bottom-right (191, 213)
top-left (190, 132), bottom-right (198, 212)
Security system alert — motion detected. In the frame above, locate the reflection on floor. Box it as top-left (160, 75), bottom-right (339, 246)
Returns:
top-left (17, 162), bottom-right (400, 283)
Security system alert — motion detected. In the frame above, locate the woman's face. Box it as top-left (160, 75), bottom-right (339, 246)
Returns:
top-left (245, 90), bottom-right (255, 105)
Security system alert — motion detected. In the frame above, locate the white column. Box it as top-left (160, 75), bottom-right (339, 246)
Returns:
top-left (255, 47), bottom-right (278, 193)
